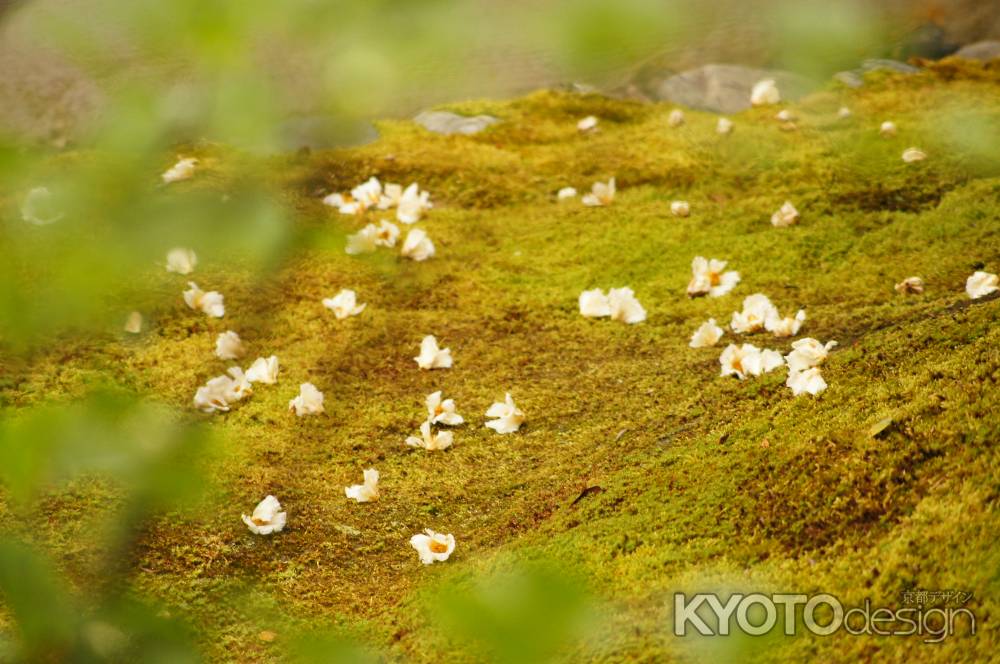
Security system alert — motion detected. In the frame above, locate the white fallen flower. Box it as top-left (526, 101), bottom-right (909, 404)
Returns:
top-left (485, 393), bottom-right (525, 434)
top-left (902, 147), bottom-right (926, 163)
top-left (401, 228), bottom-right (435, 261)
top-left (775, 109), bottom-right (795, 122)
top-left (785, 338), bottom-right (838, 373)
top-left (241, 495), bottom-right (286, 535)
top-left (377, 182), bottom-right (403, 209)
top-left (670, 200), bottom-right (690, 217)
top-left (324, 192), bottom-right (364, 216)
top-left (193, 375), bottom-right (234, 413)
top-left (162, 157), bottom-right (198, 184)
top-left (215, 330), bottom-right (245, 360)
top-left (687, 256), bottom-right (741, 298)
top-left (245, 355), bottom-right (279, 384)
top-left (397, 183), bottom-right (432, 224)
top-left (966, 271), bottom-right (999, 299)
top-left (289, 382), bottom-right (324, 416)
top-left (689, 318), bottom-right (724, 348)
top-left (577, 115), bottom-right (599, 132)
top-left (668, 109), bottom-right (685, 127)
top-left (351, 176), bottom-right (382, 210)
top-left (608, 287), bottom-right (647, 324)
top-left (346, 223), bottom-right (379, 255)
top-left (182, 282), bottom-right (225, 318)
top-left (787, 367), bottom-right (827, 396)
top-left (409, 529), bottom-right (455, 564)
top-left (770, 201), bottom-right (800, 227)
top-left (582, 178), bottom-right (615, 207)
top-left (124, 311), bottom-right (143, 334)
top-left (166, 247), bottom-right (198, 275)
top-left (895, 276), bottom-right (925, 294)
top-left (224, 367), bottom-right (254, 401)
top-left (837, 106), bottom-right (852, 119)
top-left (345, 469), bottom-right (380, 503)
top-left (322, 289), bottom-right (367, 319)
top-left (579, 288), bottom-right (611, 318)
top-left (731, 293), bottom-right (779, 334)
top-left (716, 117), bottom-right (733, 134)
top-left (879, 121), bottom-right (897, 137)
top-left (426, 391), bottom-right (464, 426)
top-left (375, 219), bottom-right (400, 247)
top-left (406, 420), bottom-right (454, 451)
top-left (719, 343), bottom-right (784, 380)
top-left (415, 335), bottom-right (452, 370)
top-left (765, 309), bottom-right (806, 338)
top-left (21, 187), bottom-right (63, 225)
top-left (557, 187), bottom-right (578, 200)
top-left (750, 79), bottom-right (780, 106)
top-left (193, 367), bottom-right (253, 414)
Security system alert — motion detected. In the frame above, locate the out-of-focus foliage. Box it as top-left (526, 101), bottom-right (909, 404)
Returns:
top-left (431, 563), bottom-right (594, 663)
top-left (0, 389), bottom-right (209, 660)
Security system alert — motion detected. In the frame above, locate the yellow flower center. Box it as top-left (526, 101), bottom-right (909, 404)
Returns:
top-left (709, 271), bottom-right (721, 287)
top-left (429, 539), bottom-right (449, 554)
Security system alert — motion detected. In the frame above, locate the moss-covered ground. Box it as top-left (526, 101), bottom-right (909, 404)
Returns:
top-left (2, 58), bottom-right (1000, 662)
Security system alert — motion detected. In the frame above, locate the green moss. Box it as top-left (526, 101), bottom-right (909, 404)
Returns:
top-left (3, 61), bottom-right (1000, 661)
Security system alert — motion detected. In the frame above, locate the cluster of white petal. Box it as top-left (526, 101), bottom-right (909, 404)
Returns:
top-left (578, 287), bottom-right (646, 324)
top-left (323, 289), bottom-right (367, 319)
top-left (750, 79), bottom-right (780, 106)
top-left (289, 382), bottom-right (324, 416)
top-left (415, 335), bottom-right (452, 370)
top-left (345, 469), bottom-right (380, 503)
top-left (183, 282), bottom-right (225, 318)
top-left (689, 319), bottom-right (724, 348)
top-left (166, 247), bottom-right (197, 275)
top-left (242, 495), bottom-right (286, 535)
top-left (346, 219), bottom-right (401, 255)
top-left (577, 116), bottom-right (599, 132)
top-left (687, 257), bottom-right (740, 298)
top-left (719, 343), bottom-right (784, 380)
top-left (162, 157), bottom-right (198, 184)
top-left (770, 201), bottom-right (799, 227)
top-left (671, 201), bottom-right (690, 217)
top-left (410, 530), bottom-right (455, 564)
top-left (406, 419), bottom-right (454, 451)
top-left (427, 391), bottom-right (463, 425)
top-left (785, 338), bottom-right (837, 396)
top-left (966, 271), bottom-right (999, 299)
top-left (194, 356), bottom-right (280, 413)
top-left (582, 178), bottom-right (615, 207)
top-left (729, 294), bottom-right (805, 338)
top-left (193, 367), bottom-right (254, 413)
top-left (485, 393), bottom-right (525, 434)
top-left (324, 177), bottom-right (432, 224)
top-left (215, 331), bottom-right (245, 360)
top-left (895, 276), bottom-right (924, 294)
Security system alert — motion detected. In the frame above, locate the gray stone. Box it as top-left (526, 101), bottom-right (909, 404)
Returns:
top-left (859, 59), bottom-right (921, 74)
top-left (413, 110), bottom-right (499, 136)
top-left (834, 59), bottom-right (921, 88)
top-left (954, 40), bottom-right (1000, 62)
top-left (650, 64), bottom-right (817, 114)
